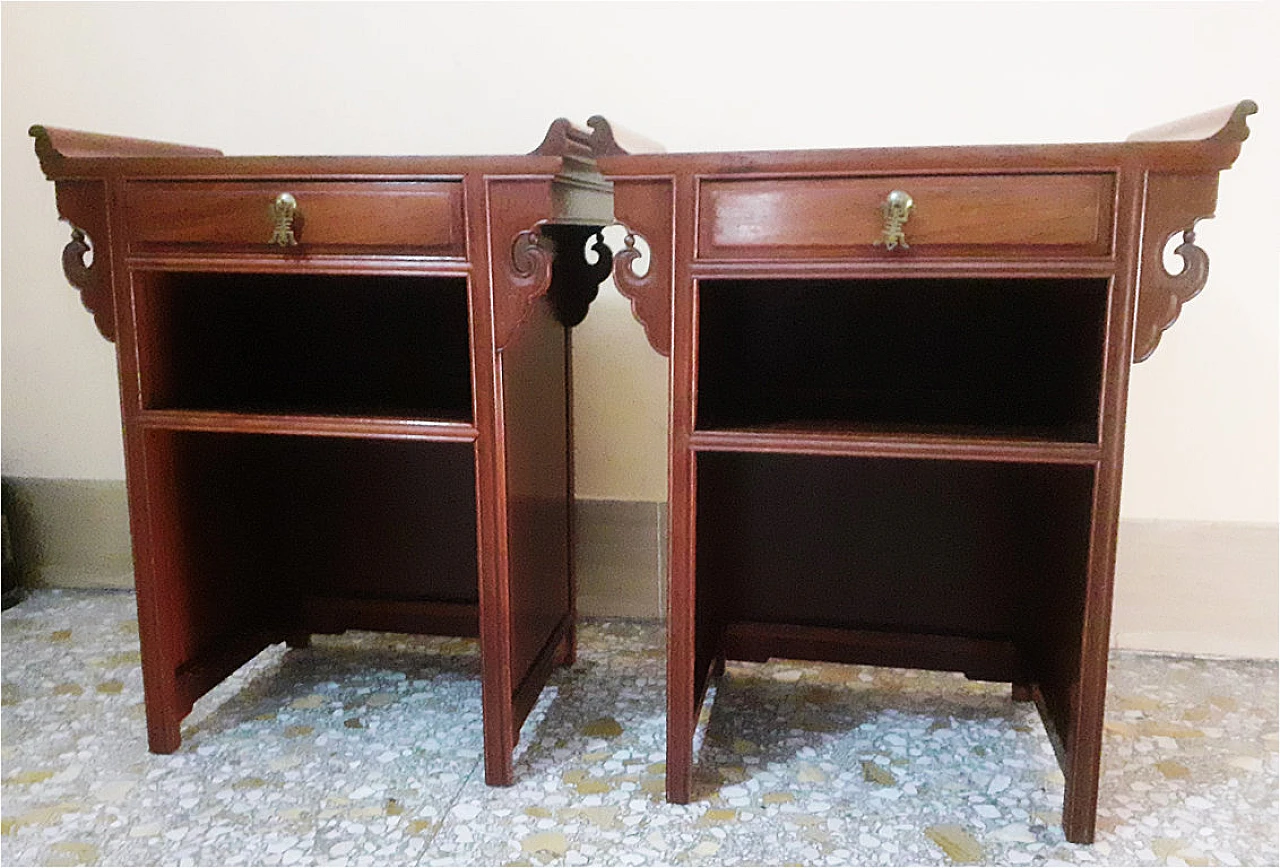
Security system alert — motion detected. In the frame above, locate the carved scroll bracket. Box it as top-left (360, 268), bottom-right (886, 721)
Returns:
top-left (583, 119), bottom-right (673, 356)
top-left (1138, 224), bottom-right (1208, 362)
top-left (500, 223), bottom-right (620, 348)
top-left (50, 180), bottom-right (115, 343)
top-left (540, 225), bottom-right (613, 329)
top-left (510, 224), bottom-right (555, 285)
top-left (497, 223), bottom-right (558, 350)
top-left (608, 178), bottom-right (674, 357)
top-left (610, 227), bottom-right (668, 357)
top-left (1133, 173), bottom-right (1221, 362)
top-left (60, 225), bottom-right (115, 342)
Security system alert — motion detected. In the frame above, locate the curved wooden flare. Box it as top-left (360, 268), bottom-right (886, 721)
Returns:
top-left (540, 225), bottom-right (613, 329)
top-left (30, 124), bottom-right (222, 177)
top-left (585, 116), bottom-right (666, 157)
top-left (1127, 99), bottom-right (1257, 144)
top-left (529, 117), bottom-right (594, 160)
top-left (1133, 173), bottom-right (1221, 362)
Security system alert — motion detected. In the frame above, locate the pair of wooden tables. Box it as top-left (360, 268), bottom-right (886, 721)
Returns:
top-left (31, 101), bottom-right (1255, 843)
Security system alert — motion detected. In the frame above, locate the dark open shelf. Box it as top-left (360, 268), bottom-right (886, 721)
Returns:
top-left (138, 272), bottom-right (472, 420)
top-left (149, 431), bottom-right (479, 618)
top-left (696, 278), bottom-right (1108, 442)
top-left (146, 429), bottom-right (481, 712)
top-left (696, 451), bottom-right (1095, 643)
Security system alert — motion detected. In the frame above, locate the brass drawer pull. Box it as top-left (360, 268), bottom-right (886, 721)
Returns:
top-left (268, 193), bottom-right (299, 246)
top-left (876, 189), bottom-right (913, 250)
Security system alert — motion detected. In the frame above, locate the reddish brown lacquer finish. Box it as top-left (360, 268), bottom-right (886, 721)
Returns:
top-left (29, 121), bottom-right (615, 785)
top-left (125, 181), bottom-right (465, 256)
top-left (593, 101), bottom-right (1255, 844)
top-left (699, 174), bottom-right (1115, 260)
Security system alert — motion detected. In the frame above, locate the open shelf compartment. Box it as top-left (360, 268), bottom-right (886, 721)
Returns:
top-left (144, 430), bottom-right (480, 696)
top-left (136, 272), bottom-right (473, 420)
top-left (696, 278), bottom-right (1109, 443)
top-left (695, 451), bottom-right (1096, 680)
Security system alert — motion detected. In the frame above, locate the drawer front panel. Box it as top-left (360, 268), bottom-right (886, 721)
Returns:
top-left (126, 181), bottom-right (465, 257)
top-left (698, 174), bottom-right (1114, 259)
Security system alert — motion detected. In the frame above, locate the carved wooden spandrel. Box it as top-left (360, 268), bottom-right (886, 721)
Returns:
top-left (51, 180), bottom-right (115, 342)
top-left (487, 176), bottom-right (565, 352)
top-left (611, 179), bottom-right (675, 357)
top-left (1130, 99), bottom-right (1256, 362)
top-left (505, 224), bottom-right (615, 347)
top-left (62, 227), bottom-right (96, 295)
top-left (502, 223), bottom-right (557, 349)
top-left (540, 226), bottom-right (613, 329)
top-left (584, 117), bottom-right (672, 356)
top-left (1133, 173), bottom-right (1221, 363)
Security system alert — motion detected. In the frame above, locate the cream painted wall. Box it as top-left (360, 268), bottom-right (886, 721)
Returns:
top-left (3, 2), bottom-right (1276, 516)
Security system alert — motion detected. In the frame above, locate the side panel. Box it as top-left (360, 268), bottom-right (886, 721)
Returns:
top-left (1058, 169), bottom-right (1146, 844)
top-left (477, 174), bottom-right (559, 777)
top-left (500, 298), bottom-right (572, 717)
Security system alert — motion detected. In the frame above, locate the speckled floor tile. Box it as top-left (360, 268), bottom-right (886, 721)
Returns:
top-left (2, 589), bottom-right (1276, 866)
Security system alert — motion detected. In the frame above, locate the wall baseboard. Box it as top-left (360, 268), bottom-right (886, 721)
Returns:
top-left (1111, 519), bottom-right (1277, 659)
top-left (6, 480), bottom-right (1274, 659)
top-left (4, 478), bottom-right (133, 590)
top-left (575, 499), bottom-right (667, 620)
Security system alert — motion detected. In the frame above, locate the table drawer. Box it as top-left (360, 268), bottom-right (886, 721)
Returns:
top-left (126, 181), bottom-right (465, 257)
top-left (698, 174), bottom-right (1114, 260)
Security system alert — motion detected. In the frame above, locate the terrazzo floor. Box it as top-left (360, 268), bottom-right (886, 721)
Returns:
top-left (1, 589), bottom-right (1276, 867)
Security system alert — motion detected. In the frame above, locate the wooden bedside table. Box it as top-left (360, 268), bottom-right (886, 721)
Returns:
top-left (590, 101), bottom-right (1256, 843)
top-left (30, 118), bottom-right (616, 787)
